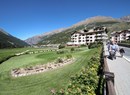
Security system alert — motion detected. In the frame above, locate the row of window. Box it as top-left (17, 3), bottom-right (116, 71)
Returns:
top-left (72, 37), bottom-right (105, 41)
top-left (72, 40), bottom-right (93, 42)
top-left (73, 33), bottom-right (104, 37)
top-left (72, 40), bottom-right (85, 42)
top-left (71, 37), bottom-right (86, 39)
top-left (72, 35), bottom-right (105, 38)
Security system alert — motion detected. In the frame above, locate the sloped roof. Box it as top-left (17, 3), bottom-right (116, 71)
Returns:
top-left (71, 30), bottom-right (85, 35)
top-left (71, 26), bottom-right (107, 35)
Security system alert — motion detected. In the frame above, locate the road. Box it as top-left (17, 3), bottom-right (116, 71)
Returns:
top-left (119, 46), bottom-right (130, 62)
top-left (104, 45), bottom-right (130, 95)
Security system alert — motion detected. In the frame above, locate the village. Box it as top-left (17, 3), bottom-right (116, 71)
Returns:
top-left (67, 26), bottom-right (130, 46)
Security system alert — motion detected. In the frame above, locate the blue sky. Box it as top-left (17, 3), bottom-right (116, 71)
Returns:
top-left (0, 0), bottom-right (130, 40)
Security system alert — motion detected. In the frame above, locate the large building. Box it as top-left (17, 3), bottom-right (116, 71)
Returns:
top-left (67, 26), bottom-right (108, 45)
top-left (111, 29), bottom-right (130, 43)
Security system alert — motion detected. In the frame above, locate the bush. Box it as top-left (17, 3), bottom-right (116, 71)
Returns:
top-left (64, 56), bottom-right (100, 95)
top-left (59, 44), bottom-right (65, 49)
top-left (25, 52), bottom-right (29, 54)
top-left (88, 42), bottom-right (102, 49)
top-left (80, 44), bottom-right (86, 47)
top-left (70, 47), bottom-right (75, 52)
top-left (56, 50), bottom-right (65, 54)
top-left (57, 58), bottom-right (63, 63)
top-left (66, 54), bottom-right (72, 59)
top-left (88, 43), bottom-right (96, 49)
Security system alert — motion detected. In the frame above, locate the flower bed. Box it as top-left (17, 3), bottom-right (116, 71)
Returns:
top-left (11, 57), bottom-right (74, 77)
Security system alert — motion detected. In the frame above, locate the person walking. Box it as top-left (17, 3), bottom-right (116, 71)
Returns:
top-left (107, 41), bottom-right (111, 51)
top-left (109, 41), bottom-right (119, 60)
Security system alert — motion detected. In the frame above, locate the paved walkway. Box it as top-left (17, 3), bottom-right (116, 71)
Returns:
top-left (104, 45), bottom-right (130, 95)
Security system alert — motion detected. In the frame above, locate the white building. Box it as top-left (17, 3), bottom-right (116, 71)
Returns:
top-left (111, 29), bottom-right (130, 43)
top-left (67, 27), bottom-right (108, 46)
top-left (111, 31), bottom-right (120, 42)
top-left (86, 27), bottom-right (108, 44)
top-left (70, 30), bottom-right (86, 45)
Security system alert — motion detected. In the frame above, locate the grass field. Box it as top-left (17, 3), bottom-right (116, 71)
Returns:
top-left (0, 47), bottom-right (98, 95)
top-left (0, 47), bottom-right (56, 63)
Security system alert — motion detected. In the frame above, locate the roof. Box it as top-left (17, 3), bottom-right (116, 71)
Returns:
top-left (71, 30), bottom-right (85, 35)
top-left (71, 26), bottom-right (107, 35)
top-left (119, 30), bottom-right (130, 33)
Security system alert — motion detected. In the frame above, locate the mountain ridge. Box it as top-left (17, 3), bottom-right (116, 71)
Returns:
top-left (0, 29), bottom-right (29, 48)
top-left (72, 16), bottom-right (121, 27)
top-left (25, 28), bottom-right (68, 45)
top-left (120, 15), bottom-right (130, 22)
top-left (25, 15), bottom-right (130, 45)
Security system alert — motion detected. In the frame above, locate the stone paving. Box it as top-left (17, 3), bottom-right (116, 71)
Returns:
top-left (104, 45), bottom-right (130, 95)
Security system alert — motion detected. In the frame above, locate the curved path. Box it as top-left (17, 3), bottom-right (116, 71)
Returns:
top-left (104, 45), bottom-right (130, 95)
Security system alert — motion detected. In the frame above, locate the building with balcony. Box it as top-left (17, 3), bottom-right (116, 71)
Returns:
top-left (67, 26), bottom-right (108, 46)
top-left (111, 29), bottom-right (130, 43)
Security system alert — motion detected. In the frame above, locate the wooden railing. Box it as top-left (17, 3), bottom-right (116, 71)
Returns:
top-left (102, 50), bottom-right (116, 95)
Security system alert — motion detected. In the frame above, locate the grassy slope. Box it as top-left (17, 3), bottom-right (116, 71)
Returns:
top-left (0, 48), bottom-right (97, 95)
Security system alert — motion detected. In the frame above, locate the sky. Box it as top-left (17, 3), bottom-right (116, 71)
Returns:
top-left (0, 0), bottom-right (130, 40)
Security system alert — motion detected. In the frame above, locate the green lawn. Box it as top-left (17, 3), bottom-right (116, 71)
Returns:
top-left (0, 47), bottom-right (98, 95)
top-left (0, 47), bottom-right (37, 63)
top-left (0, 47), bottom-right (55, 63)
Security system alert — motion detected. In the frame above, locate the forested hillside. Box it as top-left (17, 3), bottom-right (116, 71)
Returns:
top-left (0, 29), bottom-right (29, 48)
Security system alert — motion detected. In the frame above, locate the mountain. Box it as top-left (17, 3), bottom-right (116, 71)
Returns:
top-left (120, 15), bottom-right (130, 22)
top-left (72, 16), bottom-right (120, 27)
top-left (25, 28), bottom-right (67, 45)
top-left (25, 16), bottom-right (130, 45)
top-left (0, 28), bottom-right (29, 48)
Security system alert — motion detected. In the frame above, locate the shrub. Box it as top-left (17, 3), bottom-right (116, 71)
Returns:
top-left (80, 44), bottom-right (86, 47)
top-left (57, 58), bottom-right (64, 63)
top-left (66, 54), bottom-right (72, 59)
top-left (88, 42), bottom-right (102, 49)
top-left (56, 50), bottom-right (65, 54)
top-left (25, 52), bottom-right (29, 54)
top-left (70, 47), bottom-right (75, 52)
top-left (59, 44), bottom-right (65, 49)
top-left (88, 43), bottom-right (96, 49)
